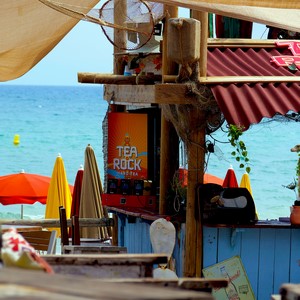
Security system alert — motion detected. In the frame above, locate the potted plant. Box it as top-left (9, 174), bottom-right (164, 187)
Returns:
top-left (288, 144), bottom-right (300, 225)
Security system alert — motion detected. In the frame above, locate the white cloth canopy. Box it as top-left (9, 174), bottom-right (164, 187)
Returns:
top-left (0, 0), bottom-right (98, 82)
top-left (1, 0), bottom-right (300, 81)
top-left (150, 0), bottom-right (300, 32)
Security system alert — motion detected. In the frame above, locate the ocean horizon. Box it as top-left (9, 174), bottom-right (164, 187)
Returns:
top-left (0, 84), bottom-right (299, 221)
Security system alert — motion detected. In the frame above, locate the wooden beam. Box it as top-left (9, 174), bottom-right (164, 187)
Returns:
top-left (200, 76), bottom-right (300, 83)
top-left (104, 84), bottom-right (156, 104)
top-left (104, 84), bottom-right (194, 104)
top-left (0, 218), bottom-right (114, 228)
top-left (80, 73), bottom-right (300, 86)
top-left (207, 38), bottom-right (280, 48)
top-left (78, 73), bottom-right (166, 85)
top-left (159, 5), bottom-right (179, 215)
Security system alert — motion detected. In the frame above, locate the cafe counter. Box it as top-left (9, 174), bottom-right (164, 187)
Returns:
top-left (108, 207), bottom-right (300, 300)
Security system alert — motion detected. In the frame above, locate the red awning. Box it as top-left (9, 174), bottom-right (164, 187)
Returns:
top-left (207, 45), bottom-right (300, 130)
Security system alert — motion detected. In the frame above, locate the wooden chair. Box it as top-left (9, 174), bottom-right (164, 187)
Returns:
top-left (19, 230), bottom-right (57, 254)
top-left (59, 206), bottom-right (69, 246)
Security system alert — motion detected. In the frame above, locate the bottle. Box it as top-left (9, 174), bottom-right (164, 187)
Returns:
top-left (220, 266), bottom-right (240, 300)
top-left (123, 64), bottom-right (132, 76)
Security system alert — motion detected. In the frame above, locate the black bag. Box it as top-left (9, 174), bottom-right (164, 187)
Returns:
top-left (196, 183), bottom-right (256, 224)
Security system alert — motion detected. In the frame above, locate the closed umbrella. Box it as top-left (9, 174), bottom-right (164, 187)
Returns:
top-left (222, 165), bottom-right (239, 188)
top-left (240, 172), bottom-right (253, 196)
top-left (69, 165), bottom-right (84, 239)
top-left (79, 144), bottom-right (109, 239)
top-left (240, 172), bottom-right (258, 219)
top-left (70, 165), bottom-right (84, 218)
top-left (45, 154), bottom-right (73, 234)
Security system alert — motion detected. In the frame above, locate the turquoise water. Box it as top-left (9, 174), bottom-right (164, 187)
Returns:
top-left (0, 84), bottom-right (299, 220)
top-left (0, 84), bottom-right (108, 219)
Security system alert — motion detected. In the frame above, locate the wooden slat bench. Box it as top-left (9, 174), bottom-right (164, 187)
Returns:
top-left (100, 277), bottom-right (228, 292)
top-left (62, 244), bottom-right (127, 254)
top-left (42, 253), bottom-right (168, 278)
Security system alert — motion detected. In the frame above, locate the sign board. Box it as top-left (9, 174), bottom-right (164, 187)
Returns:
top-left (107, 112), bottom-right (148, 180)
top-left (203, 256), bottom-right (255, 300)
top-left (271, 41), bottom-right (300, 69)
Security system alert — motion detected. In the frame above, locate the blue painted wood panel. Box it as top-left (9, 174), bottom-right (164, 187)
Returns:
top-left (217, 228), bottom-right (242, 262)
top-left (290, 229), bottom-right (300, 283)
top-left (273, 229), bottom-right (291, 293)
top-left (240, 229), bottom-right (260, 299)
top-left (203, 226), bottom-right (218, 268)
top-left (257, 229), bottom-right (276, 300)
top-left (114, 213), bottom-right (300, 300)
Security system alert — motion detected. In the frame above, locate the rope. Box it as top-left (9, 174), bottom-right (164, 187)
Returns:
top-left (38, 0), bottom-right (153, 35)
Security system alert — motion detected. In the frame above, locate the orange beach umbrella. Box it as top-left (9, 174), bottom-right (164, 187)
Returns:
top-left (204, 173), bottom-right (223, 186)
top-left (0, 170), bottom-right (51, 205)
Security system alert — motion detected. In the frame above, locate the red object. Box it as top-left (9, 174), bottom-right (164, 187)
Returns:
top-left (179, 168), bottom-right (223, 186)
top-left (69, 167), bottom-right (83, 239)
top-left (207, 46), bottom-right (300, 130)
top-left (204, 173), bottom-right (223, 186)
top-left (0, 172), bottom-right (51, 205)
top-left (70, 168), bottom-right (84, 217)
top-left (102, 194), bottom-right (157, 211)
top-left (222, 167), bottom-right (239, 188)
top-left (0, 171), bottom-right (73, 205)
top-left (178, 168), bottom-right (188, 187)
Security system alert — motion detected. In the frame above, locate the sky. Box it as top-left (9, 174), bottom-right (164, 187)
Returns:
top-left (2, 7), bottom-right (269, 86)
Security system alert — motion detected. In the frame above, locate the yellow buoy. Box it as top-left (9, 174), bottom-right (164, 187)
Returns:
top-left (13, 134), bottom-right (20, 145)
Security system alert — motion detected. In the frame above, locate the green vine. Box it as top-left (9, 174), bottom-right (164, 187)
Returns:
top-left (227, 124), bottom-right (251, 174)
top-left (296, 154), bottom-right (300, 197)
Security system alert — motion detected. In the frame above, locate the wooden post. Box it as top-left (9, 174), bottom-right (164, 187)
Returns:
top-left (159, 5), bottom-right (178, 215)
top-left (183, 11), bottom-right (208, 277)
top-left (113, 0), bottom-right (127, 75)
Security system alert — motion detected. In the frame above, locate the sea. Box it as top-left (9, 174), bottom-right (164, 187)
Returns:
top-left (0, 84), bottom-right (299, 221)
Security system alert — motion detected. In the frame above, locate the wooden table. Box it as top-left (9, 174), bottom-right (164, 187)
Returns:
top-left (43, 253), bottom-right (168, 278)
top-left (0, 268), bottom-right (214, 299)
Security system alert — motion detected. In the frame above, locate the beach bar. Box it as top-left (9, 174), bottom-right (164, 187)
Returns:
top-left (77, 2), bottom-right (300, 299)
top-left (1, 1), bottom-right (300, 299)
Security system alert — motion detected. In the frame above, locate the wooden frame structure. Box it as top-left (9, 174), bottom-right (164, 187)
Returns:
top-left (77, 4), bottom-right (300, 278)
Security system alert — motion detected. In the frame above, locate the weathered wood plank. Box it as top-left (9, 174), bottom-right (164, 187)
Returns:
top-left (43, 253), bottom-right (168, 265)
top-left (104, 84), bottom-right (156, 104)
top-left (100, 277), bottom-right (228, 290)
top-left (200, 76), bottom-right (300, 83)
top-left (0, 217), bottom-right (114, 228)
top-left (207, 38), bottom-right (280, 48)
top-left (104, 77), bottom-right (300, 106)
top-left (62, 244), bottom-right (127, 254)
top-left (0, 268), bottom-right (214, 299)
top-left (43, 253), bottom-right (168, 278)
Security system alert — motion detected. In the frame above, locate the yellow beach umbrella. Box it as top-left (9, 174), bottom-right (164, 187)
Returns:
top-left (240, 172), bottom-right (258, 219)
top-left (240, 172), bottom-right (253, 196)
top-left (45, 154), bottom-right (72, 234)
